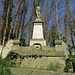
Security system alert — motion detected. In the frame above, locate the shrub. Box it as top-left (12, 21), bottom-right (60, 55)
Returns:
top-left (0, 67), bottom-right (11, 75)
top-left (0, 58), bottom-right (11, 75)
top-left (46, 63), bottom-right (60, 71)
top-left (6, 51), bottom-right (19, 60)
top-left (64, 58), bottom-right (71, 72)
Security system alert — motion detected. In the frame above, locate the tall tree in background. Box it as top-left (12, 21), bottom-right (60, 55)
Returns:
top-left (14, 11), bottom-right (20, 39)
top-left (68, 0), bottom-right (75, 48)
top-left (20, 0), bottom-right (28, 40)
top-left (44, 0), bottom-right (55, 45)
top-left (2, 0), bottom-right (11, 46)
top-left (17, 7), bottom-right (23, 39)
top-left (28, 11), bottom-right (33, 45)
top-left (8, 0), bottom-right (24, 40)
top-left (56, 0), bottom-right (59, 38)
top-left (1, 0), bottom-right (13, 45)
top-left (0, 0), bottom-right (75, 47)
top-left (0, 14), bottom-right (1, 44)
top-left (64, 0), bottom-right (69, 44)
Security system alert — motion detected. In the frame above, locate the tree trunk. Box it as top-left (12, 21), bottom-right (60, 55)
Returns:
top-left (0, 10), bottom-right (4, 45)
top-left (64, 0), bottom-right (68, 44)
top-left (56, 0), bottom-right (59, 38)
top-left (68, 11), bottom-right (74, 48)
top-left (15, 12), bottom-right (19, 39)
top-left (20, 0), bottom-right (26, 40)
top-left (2, 1), bottom-right (10, 46)
top-left (8, 0), bottom-right (24, 40)
top-left (17, 9), bottom-right (23, 39)
top-left (28, 11), bottom-right (33, 45)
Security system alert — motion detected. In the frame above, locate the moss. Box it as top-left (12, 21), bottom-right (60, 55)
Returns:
top-left (0, 58), bottom-right (12, 75)
top-left (46, 63), bottom-right (60, 71)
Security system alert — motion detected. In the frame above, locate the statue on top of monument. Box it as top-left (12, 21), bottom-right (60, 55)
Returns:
top-left (35, 4), bottom-right (41, 19)
top-left (35, 5), bottom-right (41, 19)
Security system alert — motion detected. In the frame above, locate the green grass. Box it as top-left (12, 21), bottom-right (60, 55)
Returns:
top-left (46, 63), bottom-right (60, 71)
top-left (13, 63), bottom-right (60, 71)
top-left (0, 58), bottom-right (12, 75)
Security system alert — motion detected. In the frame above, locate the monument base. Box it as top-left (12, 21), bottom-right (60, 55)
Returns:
top-left (30, 39), bottom-right (46, 46)
top-left (16, 57), bottom-right (65, 71)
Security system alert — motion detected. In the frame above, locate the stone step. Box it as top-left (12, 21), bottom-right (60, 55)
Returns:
top-left (10, 68), bottom-right (75, 75)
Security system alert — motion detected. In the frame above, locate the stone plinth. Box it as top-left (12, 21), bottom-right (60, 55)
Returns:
top-left (16, 57), bottom-right (65, 71)
top-left (32, 23), bottom-right (44, 39)
top-left (30, 20), bottom-right (46, 46)
top-left (30, 39), bottom-right (46, 46)
top-left (13, 46), bottom-right (64, 57)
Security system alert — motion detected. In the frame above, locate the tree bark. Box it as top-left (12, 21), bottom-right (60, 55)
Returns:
top-left (68, 0), bottom-right (75, 48)
top-left (28, 11), bottom-right (33, 45)
top-left (20, 1), bottom-right (25, 40)
top-left (0, 10), bottom-right (4, 45)
top-left (56, 0), bottom-right (59, 38)
top-left (15, 12), bottom-right (19, 39)
top-left (2, 1), bottom-right (10, 46)
top-left (8, 0), bottom-right (24, 40)
top-left (17, 9), bottom-right (23, 39)
top-left (64, 0), bottom-right (68, 44)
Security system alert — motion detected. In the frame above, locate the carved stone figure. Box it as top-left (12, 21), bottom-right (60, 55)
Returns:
top-left (35, 5), bottom-right (41, 19)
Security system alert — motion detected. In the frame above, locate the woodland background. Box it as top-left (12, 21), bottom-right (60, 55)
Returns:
top-left (0, 0), bottom-right (75, 49)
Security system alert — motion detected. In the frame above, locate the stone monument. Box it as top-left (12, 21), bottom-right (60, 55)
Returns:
top-left (1, 5), bottom-right (69, 71)
top-left (30, 5), bottom-right (46, 46)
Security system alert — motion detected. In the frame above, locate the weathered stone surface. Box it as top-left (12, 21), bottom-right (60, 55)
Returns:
top-left (55, 40), bottom-right (62, 45)
top-left (30, 39), bottom-right (46, 46)
top-left (32, 23), bottom-right (44, 39)
top-left (2, 40), bottom-right (13, 59)
top-left (62, 41), bottom-right (68, 58)
top-left (1, 39), bottom-right (68, 59)
top-left (55, 39), bottom-right (68, 58)
top-left (55, 45), bottom-right (64, 56)
top-left (10, 68), bottom-right (75, 75)
top-left (13, 39), bottom-right (20, 45)
top-left (2, 39), bottom-right (20, 59)
top-left (13, 46), bottom-right (64, 57)
top-left (16, 57), bottom-right (65, 71)
top-left (30, 20), bottom-right (46, 46)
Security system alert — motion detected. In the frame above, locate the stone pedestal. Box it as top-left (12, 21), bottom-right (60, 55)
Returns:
top-left (30, 19), bottom-right (46, 46)
top-left (16, 57), bottom-right (65, 71)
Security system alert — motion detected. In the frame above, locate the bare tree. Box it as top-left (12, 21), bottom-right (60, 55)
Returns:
top-left (17, 8), bottom-right (23, 38)
top-left (2, 1), bottom-right (11, 46)
top-left (8, 0), bottom-right (24, 40)
top-left (64, 0), bottom-right (69, 44)
top-left (56, 0), bottom-right (59, 38)
top-left (20, 0), bottom-right (29, 40)
top-left (68, 0), bottom-right (75, 48)
top-left (44, 0), bottom-right (55, 45)
top-left (28, 11), bottom-right (34, 45)
top-left (15, 12), bottom-right (20, 39)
